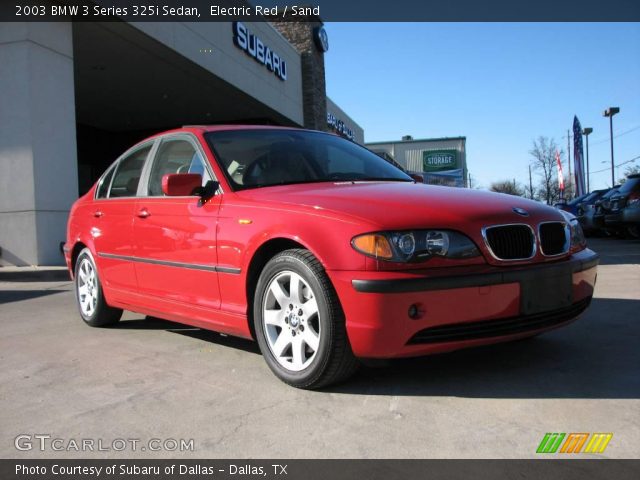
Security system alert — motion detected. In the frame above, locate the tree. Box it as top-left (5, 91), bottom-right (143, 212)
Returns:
top-left (529, 136), bottom-right (563, 205)
top-left (618, 165), bottom-right (640, 185)
top-left (490, 179), bottom-right (525, 197)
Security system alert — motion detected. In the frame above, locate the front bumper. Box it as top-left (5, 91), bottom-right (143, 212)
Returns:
top-left (330, 249), bottom-right (598, 358)
top-left (621, 206), bottom-right (640, 224)
top-left (605, 212), bottom-right (624, 227)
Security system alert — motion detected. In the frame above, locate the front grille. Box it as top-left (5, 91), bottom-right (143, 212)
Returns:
top-left (407, 297), bottom-right (591, 345)
top-left (484, 225), bottom-right (535, 260)
top-left (539, 222), bottom-right (568, 256)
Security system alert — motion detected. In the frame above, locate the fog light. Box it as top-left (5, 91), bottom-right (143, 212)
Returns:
top-left (408, 304), bottom-right (420, 319)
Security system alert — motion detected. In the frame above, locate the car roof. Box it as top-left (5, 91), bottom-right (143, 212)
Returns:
top-left (181, 125), bottom-right (308, 133)
top-left (139, 124), bottom-right (328, 144)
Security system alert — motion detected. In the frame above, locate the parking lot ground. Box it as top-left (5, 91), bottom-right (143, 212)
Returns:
top-left (1, 237), bottom-right (639, 459)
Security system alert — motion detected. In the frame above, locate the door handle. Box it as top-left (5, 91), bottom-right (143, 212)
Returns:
top-left (137, 208), bottom-right (150, 218)
top-left (93, 210), bottom-right (103, 218)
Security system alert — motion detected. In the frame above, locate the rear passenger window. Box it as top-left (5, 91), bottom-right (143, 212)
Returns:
top-left (147, 139), bottom-right (211, 196)
top-left (109, 145), bottom-right (152, 198)
top-left (96, 166), bottom-right (115, 199)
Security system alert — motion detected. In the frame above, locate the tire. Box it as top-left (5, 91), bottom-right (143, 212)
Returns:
top-left (627, 225), bottom-right (640, 239)
top-left (253, 249), bottom-right (359, 389)
top-left (74, 248), bottom-right (123, 327)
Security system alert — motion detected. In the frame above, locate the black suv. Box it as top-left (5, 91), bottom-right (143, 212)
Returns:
top-left (605, 173), bottom-right (640, 238)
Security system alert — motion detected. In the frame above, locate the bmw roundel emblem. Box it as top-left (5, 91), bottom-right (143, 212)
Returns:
top-left (512, 207), bottom-right (529, 217)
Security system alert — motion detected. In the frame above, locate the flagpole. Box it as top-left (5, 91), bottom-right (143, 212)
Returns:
top-left (566, 130), bottom-right (572, 199)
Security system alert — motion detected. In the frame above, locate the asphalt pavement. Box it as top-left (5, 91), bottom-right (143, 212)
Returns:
top-left (1, 237), bottom-right (638, 459)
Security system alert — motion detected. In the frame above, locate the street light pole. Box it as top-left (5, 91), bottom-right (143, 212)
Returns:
top-left (583, 127), bottom-right (593, 192)
top-left (603, 107), bottom-right (620, 187)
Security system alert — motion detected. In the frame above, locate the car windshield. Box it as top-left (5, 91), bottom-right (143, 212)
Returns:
top-left (205, 129), bottom-right (412, 190)
top-left (618, 176), bottom-right (640, 194)
top-left (599, 187), bottom-right (620, 201)
top-left (568, 193), bottom-right (588, 206)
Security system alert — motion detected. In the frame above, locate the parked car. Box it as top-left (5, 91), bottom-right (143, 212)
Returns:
top-left (554, 193), bottom-right (589, 216)
top-left (605, 174), bottom-right (640, 238)
top-left (576, 189), bottom-right (609, 235)
top-left (576, 189), bottom-right (608, 217)
top-left (64, 126), bottom-right (598, 388)
top-left (592, 186), bottom-right (622, 235)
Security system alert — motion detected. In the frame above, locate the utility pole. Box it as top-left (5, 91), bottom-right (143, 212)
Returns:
top-left (604, 107), bottom-right (620, 187)
top-left (528, 165), bottom-right (534, 199)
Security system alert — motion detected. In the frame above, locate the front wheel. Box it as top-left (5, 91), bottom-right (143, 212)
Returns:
top-left (627, 225), bottom-right (640, 239)
top-left (74, 248), bottom-right (122, 327)
top-left (253, 249), bottom-right (359, 389)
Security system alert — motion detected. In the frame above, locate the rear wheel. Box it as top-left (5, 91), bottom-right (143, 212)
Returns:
top-left (253, 249), bottom-right (359, 389)
top-left (74, 248), bottom-right (122, 327)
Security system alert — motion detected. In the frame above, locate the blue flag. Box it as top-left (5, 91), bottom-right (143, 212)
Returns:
top-left (573, 116), bottom-right (586, 196)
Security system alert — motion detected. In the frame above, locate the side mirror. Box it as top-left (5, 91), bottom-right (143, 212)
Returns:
top-left (162, 173), bottom-right (203, 196)
top-left (409, 173), bottom-right (424, 183)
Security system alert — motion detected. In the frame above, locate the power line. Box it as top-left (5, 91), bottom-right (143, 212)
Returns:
top-left (589, 125), bottom-right (640, 146)
top-left (590, 155), bottom-right (640, 174)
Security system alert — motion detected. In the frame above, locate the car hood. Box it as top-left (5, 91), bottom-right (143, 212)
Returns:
top-left (235, 181), bottom-right (564, 229)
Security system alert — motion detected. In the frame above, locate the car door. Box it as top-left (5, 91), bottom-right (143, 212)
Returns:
top-left (132, 134), bottom-right (222, 309)
top-left (92, 142), bottom-right (154, 295)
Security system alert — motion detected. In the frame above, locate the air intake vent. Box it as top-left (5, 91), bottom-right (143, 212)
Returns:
top-left (484, 224), bottom-right (535, 260)
top-left (539, 222), bottom-right (568, 256)
top-left (407, 297), bottom-right (591, 345)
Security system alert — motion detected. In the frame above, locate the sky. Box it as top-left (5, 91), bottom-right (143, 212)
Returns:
top-left (323, 23), bottom-right (640, 192)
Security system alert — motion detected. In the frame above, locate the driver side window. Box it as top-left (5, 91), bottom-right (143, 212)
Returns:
top-left (147, 139), bottom-right (211, 196)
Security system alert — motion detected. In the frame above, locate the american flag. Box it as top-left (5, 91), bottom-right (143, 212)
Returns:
top-left (556, 150), bottom-right (565, 199)
top-left (573, 116), bottom-right (586, 196)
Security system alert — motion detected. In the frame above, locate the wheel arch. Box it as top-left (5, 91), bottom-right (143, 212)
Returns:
top-left (70, 241), bottom-right (89, 276)
top-left (245, 237), bottom-right (320, 339)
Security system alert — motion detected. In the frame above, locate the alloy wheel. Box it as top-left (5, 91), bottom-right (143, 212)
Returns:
top-left (262, 270), bottom-right (321, 372)
top-left (77, 257), bottom-right (98, 317)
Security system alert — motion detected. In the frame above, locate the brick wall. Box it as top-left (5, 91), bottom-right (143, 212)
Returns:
top-left (271, 18), bottom-right (327, 131)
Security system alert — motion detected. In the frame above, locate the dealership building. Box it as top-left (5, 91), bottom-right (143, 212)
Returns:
top-left (0, 14), bottom-right (364, 265)
top-left (367, 136), bottom-right (468, 187)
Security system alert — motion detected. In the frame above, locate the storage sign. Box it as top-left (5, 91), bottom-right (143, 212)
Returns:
top-left (423, 150), bottom-right (458, 172)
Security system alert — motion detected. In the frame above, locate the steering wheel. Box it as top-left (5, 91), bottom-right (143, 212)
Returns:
top-left (243, 157), bottom-right (270, 185)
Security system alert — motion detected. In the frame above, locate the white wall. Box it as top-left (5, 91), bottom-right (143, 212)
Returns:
top-left (0, 22), bottom-right (78, 266)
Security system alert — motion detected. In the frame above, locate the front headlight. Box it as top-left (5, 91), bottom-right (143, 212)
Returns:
top-left (352, 230), bottom-right (480, 262)
top-left (568, 218), bottom-right (586, 251)
top-left (559, 210), bottom-right (586, 251)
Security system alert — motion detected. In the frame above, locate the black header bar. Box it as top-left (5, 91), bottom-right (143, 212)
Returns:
top-left (1, 0), bottom-right (639, 22)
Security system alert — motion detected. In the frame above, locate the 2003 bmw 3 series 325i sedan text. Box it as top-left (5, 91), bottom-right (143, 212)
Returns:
top-left (64, 126), bottom-right (599, 388)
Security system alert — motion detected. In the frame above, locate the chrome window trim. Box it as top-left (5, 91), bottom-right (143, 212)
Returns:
top-left (141, 132), bottom-right (223, 198)
top-left (481, 223), bottom-right (537, 262)
top-left (93, 140), bottom-right (157, 201)
top-left (94, 162), bottom-right (117, 200)
top-left (537, 221), bottom-right (570, 257)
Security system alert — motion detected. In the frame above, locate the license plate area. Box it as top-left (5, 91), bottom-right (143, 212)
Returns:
top-left (520, 268), bottom-right (573, 315)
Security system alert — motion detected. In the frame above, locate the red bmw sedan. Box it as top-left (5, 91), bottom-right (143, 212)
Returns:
top-left (64, 126), bottom-right (598, 388)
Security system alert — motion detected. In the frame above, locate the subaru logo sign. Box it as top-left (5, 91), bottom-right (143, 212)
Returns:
top-left (512, 207), bottom-right (529, 217)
